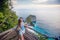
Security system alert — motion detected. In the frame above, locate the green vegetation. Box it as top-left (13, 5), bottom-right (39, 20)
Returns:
top-left (26, 15), bottom-right (36, 24)
top-left (37, 34), bottom-right (48, 40)
top-left (26, 15), bottom-right (32, 23)
top-left (0, 0), bottom-right (18, 32)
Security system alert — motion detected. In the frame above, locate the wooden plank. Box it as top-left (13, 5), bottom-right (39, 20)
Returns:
top-left (0, 28), bottom-right (39, 40)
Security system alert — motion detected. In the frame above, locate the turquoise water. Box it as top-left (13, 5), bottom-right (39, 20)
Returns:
top-left (33, 23), bottom-right (51, 37)
top-left (33, 26), bottom-right (50, 36)
top-left (48, 38), bottom-right (55, 40)
top-left (32, 22), bottom-right (55, 40)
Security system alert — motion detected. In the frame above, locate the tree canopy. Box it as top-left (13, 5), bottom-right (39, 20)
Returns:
top-left (0, 0), bottom-right (18, 32)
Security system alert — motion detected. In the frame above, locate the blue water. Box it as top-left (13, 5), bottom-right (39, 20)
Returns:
top-left (48, 38), bottom-right (55, 40)
top-left (32, 23), bottom-right (55, 40)
top-left (33, 25), bottom-right (50, 36)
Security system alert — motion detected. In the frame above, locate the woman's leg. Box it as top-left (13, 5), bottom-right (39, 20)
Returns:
top-left (19, 30), bottom-right (25, 40)
top-left (21, 34), bottom-right (24, 40)
top-left (18, 35), bottom-right (21, 40)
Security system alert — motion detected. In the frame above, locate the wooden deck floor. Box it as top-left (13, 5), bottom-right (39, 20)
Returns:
top-left (0, 28), bottom-right (39, 40)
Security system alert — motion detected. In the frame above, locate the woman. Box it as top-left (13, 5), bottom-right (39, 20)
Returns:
top-left (17, 17), bottom-right (28, 40)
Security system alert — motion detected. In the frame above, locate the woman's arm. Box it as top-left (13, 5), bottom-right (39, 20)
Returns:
top-left (24, 23), bottom-right (33, 29)
top-left (16, 25), bottom-right (20, 31)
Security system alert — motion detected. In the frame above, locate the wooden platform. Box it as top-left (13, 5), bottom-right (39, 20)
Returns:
top-left (0, 28), bottom-right (39, 40)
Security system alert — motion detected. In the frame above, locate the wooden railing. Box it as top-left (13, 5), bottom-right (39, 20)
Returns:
top-left (0, 27), bottom-right (39, 40)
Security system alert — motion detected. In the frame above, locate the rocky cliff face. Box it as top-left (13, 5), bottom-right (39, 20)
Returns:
top-left (0, 28), bottom-right (39, 40)
top-left (26, 15), bottom-right (36, 26)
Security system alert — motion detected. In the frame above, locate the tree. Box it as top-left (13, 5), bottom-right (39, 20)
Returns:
top-left (0, 0), bottom-right (18, 32)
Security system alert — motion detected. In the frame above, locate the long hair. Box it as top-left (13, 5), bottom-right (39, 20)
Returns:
top-left (18, 17), bottom-right (23, 27)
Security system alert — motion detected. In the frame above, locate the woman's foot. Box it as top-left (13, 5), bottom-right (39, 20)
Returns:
top-left (19, 39), bottom-right (20, 40)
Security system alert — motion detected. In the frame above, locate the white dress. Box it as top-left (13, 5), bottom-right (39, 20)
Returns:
top-left (19, 22), bottom-right (25, 36)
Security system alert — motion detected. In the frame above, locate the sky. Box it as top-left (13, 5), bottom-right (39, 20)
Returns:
top-left (12, 0), bottom-right (60, 37)
top-left (12, 0), bottom-right (60, 4)
top-left (12, 0), bottom-right (60, 20)
top-left (12, 0), bottom-right (60, 17)
top-left (12, 0), bottom-right (60, 10)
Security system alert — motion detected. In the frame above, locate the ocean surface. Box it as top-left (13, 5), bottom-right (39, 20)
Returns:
top-left (15, 7), bottom-right (60, 38)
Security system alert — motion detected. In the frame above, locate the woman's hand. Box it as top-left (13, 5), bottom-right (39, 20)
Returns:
top-left (24, 23), bottom-right (28, 28)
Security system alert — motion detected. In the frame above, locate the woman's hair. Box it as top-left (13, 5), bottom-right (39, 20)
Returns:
top-left (18, 17), bottom-right (23, 27)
